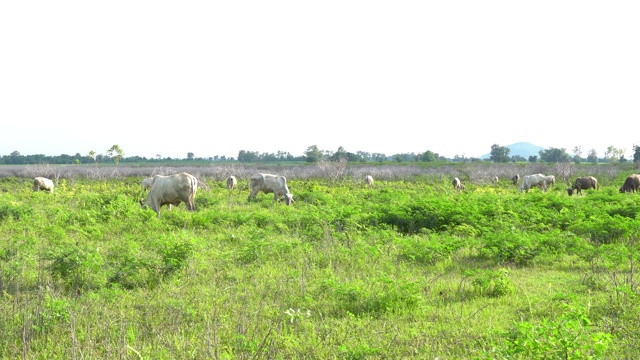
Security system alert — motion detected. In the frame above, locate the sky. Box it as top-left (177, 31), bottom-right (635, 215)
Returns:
top-left (1, 1), bottom-right (639, 160)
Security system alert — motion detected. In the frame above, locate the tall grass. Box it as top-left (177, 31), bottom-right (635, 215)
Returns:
top-left (1, 165), bottom-right (639, 358)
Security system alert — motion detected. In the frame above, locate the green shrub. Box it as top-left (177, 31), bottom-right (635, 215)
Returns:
top-left (500, 300), bottom-right (612, 359)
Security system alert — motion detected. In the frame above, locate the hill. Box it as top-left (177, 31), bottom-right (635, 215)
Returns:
top-left (479, 142), bottom-right (546, 160)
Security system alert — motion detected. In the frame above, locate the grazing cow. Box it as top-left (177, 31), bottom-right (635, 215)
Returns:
top-left (365, 175), bottom-right (374, 187)
top-left (226, 175), bottom-right (237, 190)
top-left (248, 173), bottom-right (294, 205)
top-left (512, 174), bottom-right (520, 185)
top-left (452, 177), bottom-right (464, 190)
top-left (567, 176), bottom-right (598, 196)
top-left (519, 174), bottom-right (548, 192)
top-left (140, 173), bottom-right (197, 217)
top-left (33, 177), bottom-right (54, 193)
top-left (141, 177), bottom-right (154, 190)
top-left (619, 174), bottom-right (640, 193)
top-left (544, 175), bottom-right (556, 187)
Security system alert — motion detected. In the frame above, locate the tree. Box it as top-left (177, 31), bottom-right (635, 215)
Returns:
top-left (187, 152), bottom-right (195, 160)
top-left (421, 150), bottom-right (436, 162)
top-left (489, 144), bottom-right (510, 163)
top-left (304, 145), bottom-right (323, 163)
top-left (633, 145), bottom-right (640, 164)
top-left (528, 156), bottom-right (537, 163)
top-left (330, 146), bottom-right (348, 162)
top-left (539, 148), bottom-right (570, 163)
top-left (587, 149), bottom-right (598, 164)
top-left (572, 146), bottom-right (582, 164)
top-left (238, 150), bottom-right (259, 163)
top-left (106, 145), bottom-right (124, 166)
top-left (87, 150), bottom-right (97, 165)
top-left (604, 146), bottom-right (625, 164)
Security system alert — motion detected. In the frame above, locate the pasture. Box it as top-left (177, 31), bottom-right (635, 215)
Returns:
top-left (1, 163), bottom-right (639, 359)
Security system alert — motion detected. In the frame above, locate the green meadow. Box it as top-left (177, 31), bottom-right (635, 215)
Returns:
top-left (1, 165), bottom-right (639, 359)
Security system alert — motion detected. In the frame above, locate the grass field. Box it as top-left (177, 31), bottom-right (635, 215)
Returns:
top-left (1, 163), bottom-right (639, 359)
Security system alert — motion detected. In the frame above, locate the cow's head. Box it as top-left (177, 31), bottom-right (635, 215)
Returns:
top-left (567, 188), bottom-right (574, 196)
top-left (285, 193), bottom-right (294, 206)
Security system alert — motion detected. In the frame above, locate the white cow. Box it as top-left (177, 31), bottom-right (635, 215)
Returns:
top-left (33, 177), bottom-right (54, 193)
top-left (226, 175), bottom-right (237, 190)
top-left (519, 174), bottom-right (548, 192)
top-left (452, 177), bottom-right (463, 190)
top-left (544, 175), bottom-right (556, 187)
top-left (141, 173), bottom-right (197, 217)
top-left (365, 175), bottom-right (374, 187)
top-left (248, 173), bottom-right (294, 205)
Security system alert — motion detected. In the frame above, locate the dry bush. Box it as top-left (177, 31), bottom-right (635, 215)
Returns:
top-left (0, 163), bottom-right (631, 188)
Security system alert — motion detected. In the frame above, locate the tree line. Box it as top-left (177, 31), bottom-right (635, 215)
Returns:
top-left (2, 143), bottom-right (640, 165)
top-left (489, 144), bottom-right (640, 165)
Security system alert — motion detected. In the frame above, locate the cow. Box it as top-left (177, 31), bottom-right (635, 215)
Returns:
top-left (365, 175), bottom-right (374, 187)
top-left (140, 173), bottom-right (197, 217)
top-left (619, 174), bottom-right (640, 193)
top-left (452, 177), bottom-right (463, 190)
top-left (141, 177), bottom-right (154, 190)
top-left (226, 175), bottom-right (237, 190)
top-left (544, 175), bottom-right (556, 187)
top-left (567, 176), bottom-right (598, 196)
top-left (33, 177), bottom-right (54, 193)
top-left (519, 174), bottom-right (548, 192)
top-left (512, 174), bottom-right (520, 185)
top-left (248, 173), bottom-right (294, 205)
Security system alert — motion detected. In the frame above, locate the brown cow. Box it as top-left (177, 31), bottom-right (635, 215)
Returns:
top-left (619, 174), bottom-right (640, 193)
top-left (567, 176), bottom-right (598, 196)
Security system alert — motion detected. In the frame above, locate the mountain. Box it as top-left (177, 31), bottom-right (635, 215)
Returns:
top-left (479, 142), bottom-right (546, 160)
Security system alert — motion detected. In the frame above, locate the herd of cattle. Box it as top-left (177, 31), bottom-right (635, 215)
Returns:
top-left (29, 171), bottom-right (640, 217)
top-left (452, 173), bottom-right (640, 196)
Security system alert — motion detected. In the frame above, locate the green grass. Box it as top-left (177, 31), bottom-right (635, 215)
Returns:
top-left (1, 176), bottom-right (639, 359)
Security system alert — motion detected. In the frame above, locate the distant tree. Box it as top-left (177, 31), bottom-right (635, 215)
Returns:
top-left (421, 150), bottom-right (436, 162)
top-left (620, 155), bottom-right (627, 163)
top-left (156, 154), bottom-right (161, 160)
top-left (489, 144), bottom-right (510, 163)
top-left (633, 145), bottom-right (640, 164)
top-left (587, 149), bottom-right (598, 164)
top-left (511, 155), bottom-right (526, 162)
top-left (304, 145), bottom-right (323, 163)
top-left (528, 155), bottom-right (537, 163)
top-left (539, 148), bottom-right (570, 163)
top-left (187, 152), bottom-right (195, 160)
top-left (356, 151), bottom-right (371, 162)
top-left (107, 145), bottom-right (124, 166)
top-left (238, 150), bottom-right (260, 163)
top-left (87, 150), bottom-right (97, 165)
top-left (330, 146), bottom-right (348, 162)
top-left (372, 153), bottom-right (387, 162)
top-left (604, 145), bottom-right (625, 164)
top-left (572, 146), bottom-right (582, 164)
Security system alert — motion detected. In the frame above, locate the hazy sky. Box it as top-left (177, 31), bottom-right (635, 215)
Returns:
top-left (2, 1), bottom-right (639, 160)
